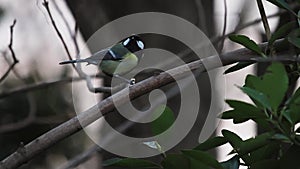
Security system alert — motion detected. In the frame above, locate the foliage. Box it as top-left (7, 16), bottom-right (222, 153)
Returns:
top-left (103, 62), bottom-right (300, 169)
top-left (103, 0), bottom-right (300, 168)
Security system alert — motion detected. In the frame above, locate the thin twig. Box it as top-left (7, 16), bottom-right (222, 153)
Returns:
top-left (221, 0), bottom-right (227, 39)
top-left (218, 0), bottom-right (228, 51)
top-left (256, 0), bottom-right (271, 40)
top-left (48, 0), bottom-right (82, 71)
top-left (43, 0), bottom-right (112, 93)
top-left (0, 75), bottom-right (108, 99)
top-left (73, 24), bottom-right (80, 58)
top-left (0, 20), bottom-right (18, 84)
top-left (42, 0), bottom-right (74, 65)
top-left (8, 20), bottom-right (18, 63)
top-left (235, 12), bottom-right (282, 34)
top-left (0, 39), bottom-right (291, 169)
top-left (52, 0), bottom-right (80, 57)
top-left (214, 10), bottom-right (288, 49)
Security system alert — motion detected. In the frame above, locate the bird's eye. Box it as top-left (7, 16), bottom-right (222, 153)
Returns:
top-left (136, 40), bottom-right (144, 49)
top-left (122, 38), bottom-right (130, 46)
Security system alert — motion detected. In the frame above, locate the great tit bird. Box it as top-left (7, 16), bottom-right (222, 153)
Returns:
top-left (59, 35), bottom-right (145, 84)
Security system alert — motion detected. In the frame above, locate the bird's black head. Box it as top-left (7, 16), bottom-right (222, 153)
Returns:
top-left (121, 35), bottom-right (145, 53)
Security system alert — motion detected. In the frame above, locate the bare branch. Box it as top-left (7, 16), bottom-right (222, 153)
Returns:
top-left (42, 0), bottom-right (74, 65)
top-left (221, 0), bottom-right (227, 39)
top-left (0, 39), bottom-right (290, 169)
top-left (225, 3), bottom-right (299, 38)
top-left (218, 0), bottom-right (228, 51)
top-left (0, 77), bottom-right (75, 99)
top-left (214, 10), bottom-right (287, 47)
top-left (8, 20), bottom-right (18, 63)
top-left (52, 1), bottom-right (80, 58)
top-left (43, 0), bottom-right (114, 93)
top-left (0, 20), bottom-right (18, 84)
top-left (256, 0), bottom-right (271, 41)
top-left (0, 75), bottom-right (105, 99)
top-left (234, 12), bottom-right (282, 34)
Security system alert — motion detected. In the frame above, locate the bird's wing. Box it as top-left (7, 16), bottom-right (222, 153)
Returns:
top-left (85, 46), bottom-right (123, 65)
top-left (84, 48), bottom-right (109, 65)
top-left (59, 49), bottom-right (108, 65)
top-left (59, 45), bottom-right (123, 65)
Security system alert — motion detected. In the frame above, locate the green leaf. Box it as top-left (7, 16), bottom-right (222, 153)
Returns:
top-left (240, 86), bottom-right (271, 110)
top-left (103, 158), bottom-right (161, 168)
top-left (224, 62), bottom-right (253, 74)
top-left (250, 142), bottom-right (280, 163)
top-left (269, 21), bottom-right (296, 45)
top-left (284, 87), bottom-right (300, 124)
top-left (161, 154), bottom-right (189, 169)
top-left (253, 118), bottom-right (271, 129)
top-left (221, 130), bottom-right (243, 149)
top-left (287, 29), bottom-right (300, 49)
top-left (239, 132), bottom-right (274, 155)
top-left (182, 150), bottom-right (223, 169)
top-left (271, 133), bottom-right (292, 143)
top-left (266, 0), bottom-right (296, 16)
top-left (229, 34), bottom-right (266, 57)
top-left (222, 130), bottom-right (252, 165)
top-left (151, 105), bottom-right (175, 135)
top-left (244, 63), bottom-right (288, 111)
top-left (220, 155), bottom-right (240, 169)
top-left (221, 100), bottom-right (265, 123)
top-left (194, 136), bottom-right (228, 151)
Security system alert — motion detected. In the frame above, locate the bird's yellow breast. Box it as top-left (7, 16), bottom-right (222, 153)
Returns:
top-left (99, 53), bottom-right (138, 75)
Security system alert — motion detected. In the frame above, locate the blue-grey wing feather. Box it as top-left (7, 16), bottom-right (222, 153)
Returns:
top-left (59, 46), bottom-right (118, 65)
top-left (84, 48), bottom-right (109, 65)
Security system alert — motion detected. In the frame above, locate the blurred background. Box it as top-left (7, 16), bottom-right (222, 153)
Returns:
top-left (0, 0), bottom-right (282, 168)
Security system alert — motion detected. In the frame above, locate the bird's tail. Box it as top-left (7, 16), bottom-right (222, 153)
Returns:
top-left (59, 59), bottom-right (87, 65)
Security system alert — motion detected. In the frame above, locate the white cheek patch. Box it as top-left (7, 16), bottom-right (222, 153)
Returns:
top-left (108, 49), bottom-right (117, 59)
top-left (122, 38), bottom-right (130, 46)
top-left (137, 40), bottom-right (144, 49)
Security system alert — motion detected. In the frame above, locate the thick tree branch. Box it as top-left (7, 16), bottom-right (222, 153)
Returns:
top-left (0, 39), bottom-right (291, 169)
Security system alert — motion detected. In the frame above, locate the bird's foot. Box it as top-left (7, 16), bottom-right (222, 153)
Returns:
top-left (114, 74), bottom-right (135, 86)
top-left (129, 78), bottom-right (136, 85)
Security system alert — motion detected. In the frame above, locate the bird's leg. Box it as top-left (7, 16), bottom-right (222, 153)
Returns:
top-left (113, 74), bottom-right (135, 85)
